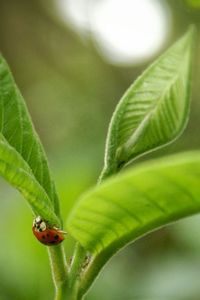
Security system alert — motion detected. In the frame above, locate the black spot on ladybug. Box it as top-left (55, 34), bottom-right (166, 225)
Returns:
top-left (47, 233), bottom-right (50, 237)
top-left (42, 235), bottom-right (46, 239)
top-left (54, 234), bottom-right (59, 240)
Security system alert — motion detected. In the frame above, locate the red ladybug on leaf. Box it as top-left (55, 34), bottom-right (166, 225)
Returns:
top-left (32, 216), bottom-right (66, 246)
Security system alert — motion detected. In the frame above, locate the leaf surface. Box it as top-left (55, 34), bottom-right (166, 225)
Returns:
top-left (101, 26), bottom-right (195, 178)
top-left (67, 152), bottom-right (200, 255)
top-left (0, 56), bottom-right (59, 215)
top-left (0, 139), bottom-right (59, 225)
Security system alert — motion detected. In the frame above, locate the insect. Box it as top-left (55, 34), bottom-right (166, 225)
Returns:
top-left (32, 216), bottom-right (66, 246)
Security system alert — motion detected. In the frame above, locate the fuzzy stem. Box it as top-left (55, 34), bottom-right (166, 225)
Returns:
top-left (77, 253), bottom-right (105, 299)
top-left (77, 162), bottom-right (123, 298)
top-left (98, 165), bottom-right (115, 183)
top-left (48, 244), bottom-right (68, 300)
top-left (69, 243), bottom-right (86, 287)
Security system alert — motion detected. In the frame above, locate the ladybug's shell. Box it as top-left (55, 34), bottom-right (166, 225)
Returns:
top-left (32, 227), bottom-right (64, 246)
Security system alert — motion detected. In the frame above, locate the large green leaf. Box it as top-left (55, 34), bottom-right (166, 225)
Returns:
top-left (0, 55), bottom-right (59, 215)
top-left (0, 139), bottom-right (59, 225)
top-left (67, 152), bottom-right (200, 255)
top-left (101, 26), bottom-right (195, 179)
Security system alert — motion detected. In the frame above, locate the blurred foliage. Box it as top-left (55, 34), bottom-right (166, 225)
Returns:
top-left (0, 0), bottom-right (200, 299)
top-left (184, 0), bottom-right (200, 10)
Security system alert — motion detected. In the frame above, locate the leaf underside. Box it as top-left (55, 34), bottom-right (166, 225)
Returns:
top-left (102, 26), bottom-right (195, 177)
top-left (67, 152), bottom-right (200, 255)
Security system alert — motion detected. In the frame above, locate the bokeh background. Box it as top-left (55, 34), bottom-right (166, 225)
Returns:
top-left (0, 0), bottom-right (200, 299)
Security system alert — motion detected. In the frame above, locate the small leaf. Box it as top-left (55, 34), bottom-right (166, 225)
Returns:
top-left (0, 139), bottom-right (59, 225)
top-left (101, 26), bottom-right (195, 178)
top-left (67, 152), bottom-right (200, 255)
top-left (0, 55), bottom-right (60, 215)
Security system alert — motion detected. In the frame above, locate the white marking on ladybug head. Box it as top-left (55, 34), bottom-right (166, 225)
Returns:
top-left (40, 221), bottom-right (47, 231)
top-left (35, 216), bottom-right (42, 223)
top-left (33, 216), bottom-right (47, 232)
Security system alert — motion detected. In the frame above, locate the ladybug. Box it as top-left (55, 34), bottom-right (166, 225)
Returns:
top-left (32, 216), bottom-right (66, 246)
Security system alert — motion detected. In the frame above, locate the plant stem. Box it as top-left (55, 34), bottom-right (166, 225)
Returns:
top-left (48, 244), bottom-right (68, 300)
top-left (69, 243), bottom-right (86, 286)
top-left (77, 252), bottom-right (106, 299)
top-left (77, 162), bottom-right (123, 298)
top-left (98, 161), bottom-right (124, 184)
top-left (98, 165), bottom-right (115, 183)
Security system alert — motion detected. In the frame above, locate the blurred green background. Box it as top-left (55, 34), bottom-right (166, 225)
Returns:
top-left (0, 0), bottom-right (200, 299)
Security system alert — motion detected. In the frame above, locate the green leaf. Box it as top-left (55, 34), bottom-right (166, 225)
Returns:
top-left (0, 139), bottom-right (59, 225)
top-left (101, 26), bottom-right (195, 179)
top-left (0, 55), bottom-right (60, 215)
top-left (67, 151), bottom-right (200, 255)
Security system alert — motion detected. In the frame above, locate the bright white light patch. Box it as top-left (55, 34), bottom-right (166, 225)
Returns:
top-left (57, 0), bottom-right (90, 33)
top-left (91, 0), bottom-right (171, 65)
top-left (56, 0), bottom-right (171, 65)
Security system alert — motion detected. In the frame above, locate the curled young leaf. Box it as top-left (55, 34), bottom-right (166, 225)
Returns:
top-left (100, 26), bottom-right (196, 179)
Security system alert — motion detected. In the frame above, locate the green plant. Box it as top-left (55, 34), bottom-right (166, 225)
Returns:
top-left (0, 26), bottom-right (197, 300)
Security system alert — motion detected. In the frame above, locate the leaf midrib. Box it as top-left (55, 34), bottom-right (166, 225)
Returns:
top-left (123, 70), bottom-right (181, 153)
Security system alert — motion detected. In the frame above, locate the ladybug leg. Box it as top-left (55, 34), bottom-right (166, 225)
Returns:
top-left (53, 227), bottom-right (67, 235)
